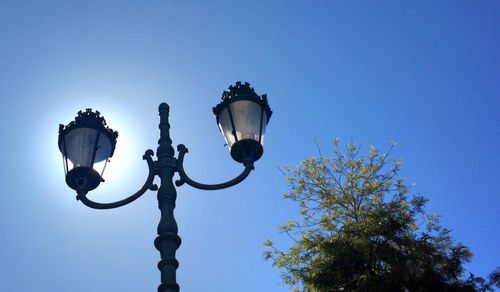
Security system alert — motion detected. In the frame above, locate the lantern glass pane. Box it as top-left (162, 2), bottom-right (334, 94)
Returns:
top-left (94, 133), bottom-right (113, 163)
top-left (217, 100), bottom-right (265, 149)
top-left (62, 153), bottom-right (68, 174)
top-left (217, 107), bottom-right (236, 148)
top-left (61, 127), bottom-right (113, 169)
top-left (260, 108), bottom-right (269, 146)
top-left (230, 99), bottom-right (262, 141)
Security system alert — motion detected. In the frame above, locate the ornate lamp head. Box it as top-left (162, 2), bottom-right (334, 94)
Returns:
top-left (58, 109), bottom-right (118, 193)
top-left (213, 81), bottom-right (272, 163)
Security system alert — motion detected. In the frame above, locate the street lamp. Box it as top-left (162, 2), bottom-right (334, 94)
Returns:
top-left (57, 81), bottom-right (272, 292)
top-left (58, 109), bottom-right (118, 192)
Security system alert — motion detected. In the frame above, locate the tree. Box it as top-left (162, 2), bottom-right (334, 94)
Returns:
top-left (264, 140), bottom-right (499, 292)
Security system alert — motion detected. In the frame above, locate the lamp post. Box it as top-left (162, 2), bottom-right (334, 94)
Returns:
top-left (57, 81), bottom-right (272, 292)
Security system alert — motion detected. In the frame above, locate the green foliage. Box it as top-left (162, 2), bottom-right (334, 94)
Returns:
top-left (265, 140), bottom-right (499, 292)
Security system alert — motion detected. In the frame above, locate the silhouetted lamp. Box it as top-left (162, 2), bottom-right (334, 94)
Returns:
top-left (213, 81), bottom-right (272, 163)
top-left (58, 109), bottom-right (118, 193)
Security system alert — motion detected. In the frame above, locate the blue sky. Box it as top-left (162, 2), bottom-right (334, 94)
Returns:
top-left (0, 1), bottom-right (499, 291)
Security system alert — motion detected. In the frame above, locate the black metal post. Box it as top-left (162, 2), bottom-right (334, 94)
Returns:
top-left (154, 103), bottom-right (181, 292)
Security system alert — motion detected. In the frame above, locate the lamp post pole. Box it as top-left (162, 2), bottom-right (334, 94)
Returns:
top-left (155, 103), bottom-right (181, 292)
top-left (58, 82), bottom-right (272, 291)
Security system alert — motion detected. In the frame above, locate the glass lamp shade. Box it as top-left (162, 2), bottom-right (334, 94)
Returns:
top-left (58, 109), bottom-right (118, 192)
top-left (213, 82), bottom-right (272, 163)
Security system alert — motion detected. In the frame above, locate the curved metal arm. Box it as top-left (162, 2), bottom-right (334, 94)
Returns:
top-left (76, 150), bottom-right (158, 209)
top-left (175, 144), bottom-right (254, 190)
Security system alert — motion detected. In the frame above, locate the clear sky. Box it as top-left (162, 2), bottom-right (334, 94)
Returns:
top-left (0, 1), bottom-right (499, 291)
